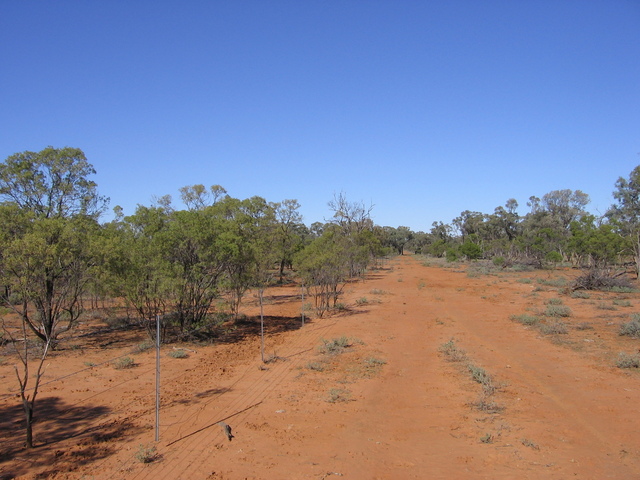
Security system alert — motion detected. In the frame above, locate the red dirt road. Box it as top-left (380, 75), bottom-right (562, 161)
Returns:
top-left (2, 255), bottom-right (640, 479)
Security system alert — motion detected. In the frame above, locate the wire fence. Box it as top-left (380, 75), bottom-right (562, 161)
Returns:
top-left (0, 284), bottom-right (342, 478)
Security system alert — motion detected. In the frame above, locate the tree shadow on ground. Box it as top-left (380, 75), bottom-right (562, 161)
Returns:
top-left (0, 396), bottom-right (144, 479)
top-left (217, 315), bottom-right (308, 345)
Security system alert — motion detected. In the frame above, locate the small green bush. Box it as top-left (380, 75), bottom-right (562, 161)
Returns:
top-left (597, 302), bottom-right (617, 311)
top-left (537, 277), bottom-right (568, 287)
top-left (539, 321), bottom-right (568, 335)
top-left (306, 361), bottom-right (325, 372)
top-left (609, 286), bottom-right (635, 293)
top-left (545, 298), bottom-right (563, 305)
top-left (355, 297), bottom-right (369, 305)
top-left (319, 336), bottom-right (351, 355)
top-left (327, 388), bottom-right (351, 403)
top-left (545, 304), bottom-right (572, 317)
top-left (510, 314), bottom-right (539, 326)
top-left (113, 356), bottom-right (135, 370)
top-left (571, 290), bottom-right (590, 299)
top-left (369, 289), bottom-right (387, 295)
top-left (168, 349), bottom-right (189, 359)
top-left (364, 357), bottom-right (387, 367)
top-left (468, 364), bottom-right (491, 385)
top-left (480, 433), bottom-right (494, 444)
top-left (438, 339), bottom-right (467, 362)
top-left (517, 278), bottom-right (533, 284)
top-left (613, 299), bottom-right (632, 308)
top-left (616, 352), bottom-right (640, 369)
top-left (132, 340), bottom-right (155, 354)
top-left (135, 443), bottom-right (157, 463)
top-left (619, 315), bottom-right (640, 338)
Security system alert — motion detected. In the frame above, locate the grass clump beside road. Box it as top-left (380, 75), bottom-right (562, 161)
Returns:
top-left (438, 339), bottom-right (468, 362)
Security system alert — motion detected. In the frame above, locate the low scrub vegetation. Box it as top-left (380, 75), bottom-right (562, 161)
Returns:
top-left (113, 356), bottom-right (135, 370)
top-left (327, 388), bottom-right (351, 403)
top-left (135, 443), bottom-right (158, 463)
top-left (544, 304), bottom-right (572, 317)
top-left (438, 339), bottom-right (468, 362)
top-left (619, 315), bottom-right (640, 338)
top-left (616, 352), bottom-right (640, 369)
top-left (510, 314), bottom-right (539, 326)
top-left (539, 320), bottom-right (568, 335)
top-left (318, 336), bottom-right (361, 355)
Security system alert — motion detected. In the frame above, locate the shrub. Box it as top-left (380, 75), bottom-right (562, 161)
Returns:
top-left (135, 443), bottom-right (157, 463)
top-left (545, 298), bottom-right (563, 305)
top-left (319, 336), bottom-right (351, 355)
top-left (306, 361), bottom-right (325, 372)
top-left (132, 340), bottom-right (155, 354)
top-left (438, 339), bottom-right (467, 362)
top-left (510, 314), bottom-right (539, 326)
top-left (521, 438), bottom-right (540, 450)
top-left (616, 352), bottom-right (640, 369)
top-left (575, 322), bottom-right (593, 331)
top-left (364, 357), bottom-right (387, 367)
top-left (539, 321), bottom-right (568, 335)
top-left (369, 289), bottom-right (387, 295)
top-left (356, 297), bottom-right (369, 305)
top-left (113, 356), bottom-right (135, 370)
top-left (480, 433), bottom-right (494, 444)
top-left (537, 277), bottom-right (568, 287)
top-left (597, 302), bottom-right (617, 311)
top-left (545, 304), bottom-right (572, 317)
top-left (327, 388), bottom-right (351, 403)
top-left (571, 290), bottom-right (590, 299)
top-left (168, 349), bottom-right (189, 359)
top-left (613, 300), bottom-right (632, 307)
top-left (471, 396), bottom-right (504, 413)
top-left (619, 315), bottom-right (640, 338)
top-left (446, 248), bottom-right (459, 262)
top-left (492, 256), bottom-right (505, 267)
top-left (468, 364), bottom-right (494, 394)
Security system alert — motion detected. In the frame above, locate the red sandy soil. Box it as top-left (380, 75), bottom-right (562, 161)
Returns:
top-left (2, 254), bottom-right (640, 479)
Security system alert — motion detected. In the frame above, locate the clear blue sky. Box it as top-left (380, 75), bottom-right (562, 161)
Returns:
top-left (1, 1), bottom-right (638, 232)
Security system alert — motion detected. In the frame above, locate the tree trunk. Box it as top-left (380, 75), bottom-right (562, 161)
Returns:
top-left (23, 401), bottom-right (33, 448)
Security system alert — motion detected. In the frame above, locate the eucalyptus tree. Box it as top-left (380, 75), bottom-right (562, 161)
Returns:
top-left (272, 199), bottom-right (304, 282)
top-left (567, 215), bottom-right (628, 268)
top-left (216, 196), bottom-right (277, 319)
top-left (0, 147), bottom-right (107, 343)
top-left (294, 227), bottom-right (351, 316)
top-left (0, 146), bottom-right (107, 448)
top-left (383, 226), bottom-right (413, 255)
top-left (607, 165), bottom-right (640, 276)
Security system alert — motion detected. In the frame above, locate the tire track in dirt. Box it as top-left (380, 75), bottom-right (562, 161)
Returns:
top-left (421, 260), bottom-right (640, 479)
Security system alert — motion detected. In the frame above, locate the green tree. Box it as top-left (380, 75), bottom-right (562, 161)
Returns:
top-left (568, 215), bottom-right (627, 267)
top-left (0, 146), bottom-right (108, 219)
top-left (607, 165), bottom-right (640, 276)
top-left (272, 199), bottom-right (304, 282)
top-left (0, 146), bottom-right (106, 448)
top-left (383, 226), bottom-right (413, 255)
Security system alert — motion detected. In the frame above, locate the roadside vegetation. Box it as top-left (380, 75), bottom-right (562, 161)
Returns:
top-left (1, 147), bottom-right (639, 452)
